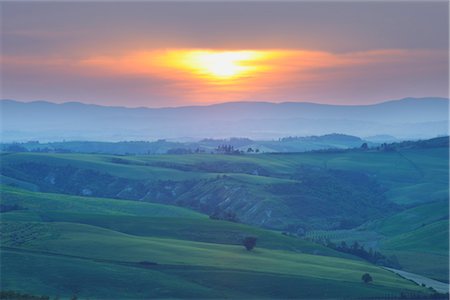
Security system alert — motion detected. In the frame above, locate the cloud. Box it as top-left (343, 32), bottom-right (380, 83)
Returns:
top-left (2, 2), bottom-right (448, 55)
top-left (2, 48), bottom-right (447, 106)
top-left (1, 2), bottom-right (447, 106)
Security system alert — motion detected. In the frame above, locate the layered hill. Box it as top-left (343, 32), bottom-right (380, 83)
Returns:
top-left (1, 97), bottom-right (448, 141)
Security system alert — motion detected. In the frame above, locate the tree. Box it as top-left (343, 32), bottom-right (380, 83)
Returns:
top-left (361, 273), bottom-right (373, 284)
top-left (360, 143), bottom-right (369, 150)
top-left (5, 144), bottom-right (28, 152)
top-left (243, 236), bottom-right (257, 251)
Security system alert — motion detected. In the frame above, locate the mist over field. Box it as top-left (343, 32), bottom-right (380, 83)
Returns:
top-left (1, 97), bottom-right (448, 142)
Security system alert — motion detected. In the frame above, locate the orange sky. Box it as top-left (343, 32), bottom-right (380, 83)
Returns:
top-left (1, 2), bottom-right (448, 107)
top-left (3, 48), bottom-right (446, 105)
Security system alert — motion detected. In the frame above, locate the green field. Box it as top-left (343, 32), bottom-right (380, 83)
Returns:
top-left (2, 148), bottom-right (447, 232)
top-left (1, 144), bottom-right (448, 298)
top-left (1, 195), bottom-right (426, 298)
top-left (1, 186), bottom-right (349, 258)
top-left (2, 147), bottom-right (447, 206)
top-left (306, 201), bottom-right (449, 282)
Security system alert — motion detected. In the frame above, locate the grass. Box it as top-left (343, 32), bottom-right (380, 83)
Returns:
top-left (0, 185), bottom-right (204, 218)
top-left (381, 220), bottom-right (449, 282)
top-left (1, 148), bottom-right (447, 297)
top-left (2, 248), bottom-right (422, 299)
top-left (382, 220), bottom-right (449, 253)
top-left (0, 185), bottom-right (434, 298)
top-left (0, 186), bottom-right (350, 258)
top-left (371, 201), bottom-right (449, 236)
top-left (306, 202), bottom-right (449, 283)
top-left (3, 147), bottom-right (447, 205)
top-left (1, 152), bottom-right (212, 181)
top-left (0, 221), bottom-right (427, 299)
top-left (1, 249), bottom-right (223, 299)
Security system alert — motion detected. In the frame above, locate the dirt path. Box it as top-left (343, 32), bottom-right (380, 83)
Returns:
top-left (384, 267), bottom-right (449, 294)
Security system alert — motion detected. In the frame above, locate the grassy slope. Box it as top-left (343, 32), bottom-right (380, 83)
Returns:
top-left (2, 148), bottom-right (448, 205)
top-left (0, 186), bottom-right (351, 258)
top-left (0, 186), bottom-right (430, 299)
top-left (307, 201), bottom-right (449, 282)
top-left (1, 148), bottom-right (448, 292)
top-left (0, 221), bottom-right (426, 299)
top-left (0, 151), bottom-right (405, 231)
top-left (372, 202), bottom-right (449, 282)
top-left (1, 152), bottom-right (211, 181)
top-left (0, 185), bottom-right (204, 218)
top-left (381, 220), bottom-right (449, 283)
top-left (372, 201), bottom-right (449, 236)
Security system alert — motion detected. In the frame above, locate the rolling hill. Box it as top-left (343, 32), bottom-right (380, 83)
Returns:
top-left (0, 186), bottom-right (432, 299)
top-left (1, 137), bottom-right (448, 298)
top-left (306, 200), bottom-right (449, 283)
top-left (2, 139), bottom-right (447, 224)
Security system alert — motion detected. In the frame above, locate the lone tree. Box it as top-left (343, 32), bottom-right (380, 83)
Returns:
top-left (243, 236), bottom-right (257, 251)
top-left (361, 273), bottom-right (373, 284)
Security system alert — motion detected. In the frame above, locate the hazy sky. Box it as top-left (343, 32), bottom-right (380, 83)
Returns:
top-left (1, 1), bottom-right (449, 107)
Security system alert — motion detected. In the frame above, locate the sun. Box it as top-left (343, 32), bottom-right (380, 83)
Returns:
top-left (164, 50), bottom-right (270, 81)
top-left (185, 51), bottom-right (261, 79)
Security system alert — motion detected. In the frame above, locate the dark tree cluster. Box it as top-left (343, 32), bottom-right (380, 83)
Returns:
top-left (0, 290), bottom-right (50, 300)
top-left (216, 145), bottom-right (243, 154)
top-left (209, 209), bottom-right (239, 222)
top-left (376, 143), bottom-right (397, 152)
top-left (313, 239), bottom-right (401, 268)
top-left (3, 144), bottom-right (28, 152)
top-left (374, 136), bottom-right (449, 153)
top-left (166, 147), bottom-right (204, 154)
top-left (246, 147), bottom-right (260, 153)
top-left (367, 292), bottom-right (450, 300)
top-left (167, 148), bottom-right (193, 154)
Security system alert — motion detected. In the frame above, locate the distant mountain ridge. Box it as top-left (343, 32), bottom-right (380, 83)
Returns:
top-left (1, 97), bottom-right (448, 142)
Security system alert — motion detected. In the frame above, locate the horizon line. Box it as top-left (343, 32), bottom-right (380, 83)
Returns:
top-left (1, 96), bottom-right (449, 110)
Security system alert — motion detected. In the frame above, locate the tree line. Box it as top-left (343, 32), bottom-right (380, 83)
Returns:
top-left (307, 238), bottom-right (401, 268)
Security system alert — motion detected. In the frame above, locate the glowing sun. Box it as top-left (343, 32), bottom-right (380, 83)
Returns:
top-left (164, 50), bottom-right (273, 81)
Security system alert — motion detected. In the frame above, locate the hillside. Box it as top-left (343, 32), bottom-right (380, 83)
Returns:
top-left (1, 138), bottom-right (448, 297)
top-left (0, 186), bottom-right (431, 299)
top-left (0, 152), bottom-right (401, 230)
top-left (0, 186), bottom-right (345, 257)
top-left (2, 139), bottom-right (447, 222)
top-left (306, 200), bottom-right (449, 283)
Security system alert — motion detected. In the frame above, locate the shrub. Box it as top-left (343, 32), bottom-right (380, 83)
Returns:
top-left (243, 236), bottom-right (257, 251)
top-left (362, 273), bottom-right (373, 284)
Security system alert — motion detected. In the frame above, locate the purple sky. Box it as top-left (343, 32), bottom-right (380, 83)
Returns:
top-left (1, 1), bottom-right (449, 107)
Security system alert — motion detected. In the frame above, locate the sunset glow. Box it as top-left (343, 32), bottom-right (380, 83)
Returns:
top-left (165, 50), bottom-right (272, 81)
top-left (2, 2), bottom-right (448, 107)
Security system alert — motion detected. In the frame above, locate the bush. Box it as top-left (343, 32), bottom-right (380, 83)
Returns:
top-left (243, 236), bottom-right (257, 251)
top-left (362, 273), bottom-right (373, 284)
